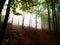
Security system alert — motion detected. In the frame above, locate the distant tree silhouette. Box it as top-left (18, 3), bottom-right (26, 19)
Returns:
top-left (51, 0), bottom-right (58, 32)
top-left (22, 14), bottom-right (24, 30)
top-left (35, 14), bottom-right (37, 30)
top-left (46, 0), bottom-right (51, 31)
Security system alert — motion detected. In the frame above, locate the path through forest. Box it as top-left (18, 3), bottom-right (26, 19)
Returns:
top-left (2, 24), bottom-right (60, 45)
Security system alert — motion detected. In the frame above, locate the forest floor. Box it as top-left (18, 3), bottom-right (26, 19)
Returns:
top-left (0, 23), bottom-right (60, 45)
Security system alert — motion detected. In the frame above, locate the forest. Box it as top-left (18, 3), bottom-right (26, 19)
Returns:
top-left (0, 0), bottom-right (60, 45)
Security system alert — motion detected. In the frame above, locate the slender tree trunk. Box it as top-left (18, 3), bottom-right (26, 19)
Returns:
top-left (56, 0), bottom-right (59, 33)
top-left (41, 12), bottom-right (43, 30)
top-left (43, 15), bottom-right (45, 29)
top-left (11, 15), bottom-right (14, 30)
top-left (57, 10), bottom-right (60, 32)
top-left (51, 0), bottom-right (57, 32)
top-left (35, 14), bottom-right (37, 30)
top-left (22, 14), bottom-right (24, 30)
top-left (18, 16), bottom-right (19, 26)
top-left (0, 0), bottom-right (6, 28)
top-left (57, 6), bottom-right (60, 32)
top-left (12, 15), bottom-right (14, 24)
top-left (46, 0), bottom-right (51, 31)
top-left (0, 0), bottom-right (11, 44)
top-left (0, 0), bottom-right (6, 14)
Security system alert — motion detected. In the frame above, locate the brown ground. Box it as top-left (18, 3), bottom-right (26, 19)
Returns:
top-left (1, 23), bottom-right (60, 45)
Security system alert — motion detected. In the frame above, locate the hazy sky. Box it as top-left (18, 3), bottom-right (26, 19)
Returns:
top-left (8, 11), bottom-right (41, 29)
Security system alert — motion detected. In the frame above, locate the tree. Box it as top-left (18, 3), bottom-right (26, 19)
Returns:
top-left (0, 0), bottom-right (6, 14)
top-left (51, 0), bottom-right (58, 32)
top-left (0, 0), bottom-right (6, 28)
top-left (10, 0), bottom-right (37, 31)
top-left (56, 0), bottom-right (60, 33)
top-left (0, 0), bottom-right (12, 44)
top-left (46, 0), bottom-right (51, 31)
top-left (22, 14), bottom-right (24, 30)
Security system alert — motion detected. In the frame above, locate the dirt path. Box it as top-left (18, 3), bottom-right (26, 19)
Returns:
top-left (1, 24), bottom-right (59, 45)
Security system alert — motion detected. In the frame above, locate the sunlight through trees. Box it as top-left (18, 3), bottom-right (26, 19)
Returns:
top-left (0, 0), bottom-right (60, 45)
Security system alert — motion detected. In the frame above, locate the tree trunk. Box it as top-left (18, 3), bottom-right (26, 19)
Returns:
top-left (22, 14), bottom-right (24, 30)
top-left (46, 0), bottom-right (51, 31)
top-left (35, 14), bottom-right (37, 30)
top-left (51, 0), bottom-right (57, 32)
top-left (0, 0), bottom-right (6, 14)
top-left (0, 0), bottom-right (11, 44)
top-left (12, 15), bottom-right (14, 24)
top-left (0, 0), bottom-right (6, 28)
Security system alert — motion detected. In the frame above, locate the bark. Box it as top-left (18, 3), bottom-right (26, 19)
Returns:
top-left (46, 0), bottom-right (51, 31)
top-left (51, 0), bottom-right (57, 32)
top-left (0, 0), bottom-right (11, 44)
top-left (0, 0), bottom-right (6, 13)
top-left (57, 10), bottom-right (60, 32)
top-left (0, 0), bottom-right (6, 27)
